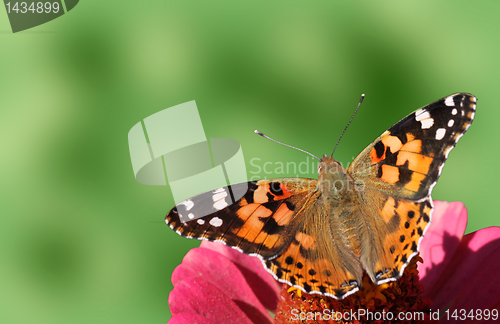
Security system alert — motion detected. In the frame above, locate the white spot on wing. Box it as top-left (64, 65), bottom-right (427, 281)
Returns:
top-left (214, 187), bottom-right (225, 193)
top-left (212, 190), bottom-right (228, 202)
top-left (188, 213), bottom-right (194, 219)
top-left (445, 96), bottom-right (455, 107)
top-left (197, 219), bottom-right (205, 225)
top-left (415, 111), bottom-right (430, 121)
top-left (435, 128), bottom-right (446, 140)
top-left (452, 108), bottom-right (457, 115)
top-left (420, 118), bottom-right (434, 129)
top-left (209, 217), bottom-right (223, 227)
top-left (180, 200), bottom-right (194, 211)
top-left (448, 119), bottom-right (454, 127)
top-left (415, 110), bottom-right (433, 129)
top-left (213, 199), bottom-right (228, 210)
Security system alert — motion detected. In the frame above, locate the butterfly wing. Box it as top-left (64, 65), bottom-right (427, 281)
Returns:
top-left (166, 178), bottom-right (318, 258)
top-left (166, 178), bottom-right (364, 298)
top-left (266, 201), bottom-right (364, 299)
top-left (348, 93), bottom-right (476, 283)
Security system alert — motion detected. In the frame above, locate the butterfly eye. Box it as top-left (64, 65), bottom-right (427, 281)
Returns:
top-left (317, 164), bottom-right (323, 173)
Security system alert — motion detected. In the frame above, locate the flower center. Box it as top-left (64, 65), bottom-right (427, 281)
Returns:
top-left (274, 256), bottom-right (433, 323)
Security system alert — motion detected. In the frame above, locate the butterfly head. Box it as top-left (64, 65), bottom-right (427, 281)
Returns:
top-left (317, 155), bottom-right (354, 198)
top-left (317, 155), bottom-right (346, 176)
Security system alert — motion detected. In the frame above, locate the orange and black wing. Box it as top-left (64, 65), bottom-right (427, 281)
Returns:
top-left (265, 202), bottom-right (364, 299)
top-left (348, 93), bottom-right (476, 283)
top-left (166, 178), bottom-right (317, 258)
top-left (166, 178), bottom-right (365, 299)
top-left (350, 93), bottom-right (476, 200)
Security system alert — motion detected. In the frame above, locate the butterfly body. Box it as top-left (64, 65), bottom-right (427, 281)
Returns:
top-left (166, 93), bottom-right (476, 299)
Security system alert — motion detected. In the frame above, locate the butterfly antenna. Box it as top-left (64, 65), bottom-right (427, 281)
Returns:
top-left (331, 94), bottom-right (365, 157)
top-left (254, 130), bottom-right (321, 160)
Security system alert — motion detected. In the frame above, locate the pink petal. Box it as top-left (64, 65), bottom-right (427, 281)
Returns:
top-left (169, 313), bottom-right (219, 324)
top-left (200, 241), bottom-right (281, 310)
top-left (169, 277), bottom-right (254, 324)
top-left (419, 200), bottom-right (468, 296)
top-left (171, 247), bottom-right (273, 324)
top-left (428, 226), bottom-right (500, 312)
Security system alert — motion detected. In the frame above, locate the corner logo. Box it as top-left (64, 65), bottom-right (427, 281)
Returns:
top-left (3, 0), bottom-right (79, 33)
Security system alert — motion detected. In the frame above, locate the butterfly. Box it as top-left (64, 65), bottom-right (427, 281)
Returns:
top-left (165, 93), bottom-right (476, 299)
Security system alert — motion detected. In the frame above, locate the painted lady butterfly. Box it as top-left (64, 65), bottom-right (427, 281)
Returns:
top-left (166, 93), bottom-right (476, 299)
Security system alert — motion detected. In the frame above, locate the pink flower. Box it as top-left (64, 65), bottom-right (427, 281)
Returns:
top-left (168, 201), bottom-right (500, 323)
top-left (419, 201), bottom-right (500, 322)
top-left (168, 240), bottom-right (281, 324)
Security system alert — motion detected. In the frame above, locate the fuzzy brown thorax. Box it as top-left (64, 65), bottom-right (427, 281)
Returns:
top-left (317, 156), bottom-right (358, 201)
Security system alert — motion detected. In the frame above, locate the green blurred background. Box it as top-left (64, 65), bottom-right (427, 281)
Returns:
top-left (1, 1), bottom-right (499, 323)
